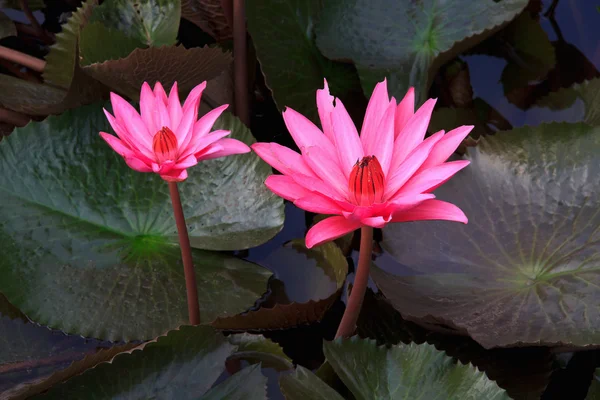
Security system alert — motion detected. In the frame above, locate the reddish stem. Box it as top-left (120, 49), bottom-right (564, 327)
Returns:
top-left (0, 45), bottom-right (45, 72)
top-left (168, 181), bottom-right (201, 325)
top-left (0, 107), bottom-right (30, 127)
top-left (335, 226), bottom-right (373, 338)
top-left (233, 0), bottom-right (249, 125)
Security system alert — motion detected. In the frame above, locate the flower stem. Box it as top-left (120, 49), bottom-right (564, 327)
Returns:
top-left (233, 0), bottom-right (249, 126)
top-left (335, 226), bottom-right (373, 339)
top-left (0, 45), bottom-right (45, 72)
top-left (168, 181), bottom-right (201, 325)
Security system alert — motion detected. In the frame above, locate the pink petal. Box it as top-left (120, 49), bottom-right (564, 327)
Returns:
top-left (109, 93), bottom-right (153, 150)
top-left (124, 156), bottom-right (153, 172)
top-left (155, 91), bottom-right (172, 132)
top-left (291, 173), bottom-right (345, 201)
top-left (196, 138), bottom-right (250, 161)
top-left (385, 130), bottom-right (445, 200)
top-left (182, 81), bottom-right (207, 115)
top-left (265, 175), bottom-right (312, 201)
top-left (394, 87), bottom-right (414, 138)
top-left (100, 132), bottom-right (135, 158)
top-left (282, 107), bottom-right (334, 153)
top-left (251, 142), bottom-right (315, 177)
top-left (360, 79), bottom-right (390, 155)
top-left (174, 86), bottom-right (205, 146)
top-left (103, 108), bottom-right (154, 161)
top-left (140, 82), bottom-right (158, 135)
top-left (181, 129), bottom-right (231, 159)
top-left (419, 125), bottom-right (474, 171)
top-left (331, 98), bottom-right (363, 177)
top-left (294, 193), bottom-right (343, 215)
top-left (369, 99), bottom-right (396, 175)
top-left (361, 215), bottom-right (390, 228)
top-left (174, 154), bottom-right (198, 169)
top-left (305, 216), bottom-right (361, 248)
top-left (182, 104), bottom-right (228, 151)
top-left (391, 98), bottom-right (437, 168)
top-left (398, 160), bottom-right (470, 196)
top-left (316, 79), bottom-right (335, 142)
top-left (167, 82), bottom-right (183, 131)
top-left (153, 82), bottom-right (168, 106)
top-left (391, 199), bottom-right (468, 224)
top-left (303, 146), bottom-right (348, 199)
top-left (160, 168), bottom-right (188, 182)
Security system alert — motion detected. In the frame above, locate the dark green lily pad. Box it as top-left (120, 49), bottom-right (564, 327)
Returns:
top-left (536, 78), bottom-right (600, 125)
top-left (315, 0), bottom-right (528, 104)
top-left (0, 103), bottom-right (281, 341)
top-left (201, 364), bottom-right (267, 400)
top-left (279, 366), bottom-right (344, 400)
top-left (246, 0), bottom-right (361, 123)
top-left (35, 326), bottom-right (266, 399)
top-left (213, 239), bottom-right (347, 330)
top-left (228, 333), bottom-right (293, 371)
top-left (378, 122), bottom-right (600, 349)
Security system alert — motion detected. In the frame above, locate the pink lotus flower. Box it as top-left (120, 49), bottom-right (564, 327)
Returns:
top-left (253, 79), bottom-right (473, 248)
top-left (101, 81), bottom-right (250, 182)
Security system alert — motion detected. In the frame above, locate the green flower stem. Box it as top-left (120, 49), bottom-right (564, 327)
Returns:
top-left (335, 226), bottom-right (373, 338)
top-left (168, 181), bottom-right (200, 325)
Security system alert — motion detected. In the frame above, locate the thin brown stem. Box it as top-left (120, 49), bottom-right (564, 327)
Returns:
top-left (233, 0), bottom-right (249, 125)
top-left (0, 107), bottom-right (30, 127)
top-left (0, 45), bottom-right (45, 72)
top-left (335, 226), bottom-right (373, 339)
top-left (19, 0), bottom-right (46, 40)
top-left (168, 181), bottom-right (201, 325)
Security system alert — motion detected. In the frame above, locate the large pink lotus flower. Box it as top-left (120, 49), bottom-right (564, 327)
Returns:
top-left (101, 81), bottom-right (250, 182)
top-left (253, 79), bottom-right (473, 248)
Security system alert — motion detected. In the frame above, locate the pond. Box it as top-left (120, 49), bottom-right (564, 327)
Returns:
top-left (0, 0), bottom-right (599, 398)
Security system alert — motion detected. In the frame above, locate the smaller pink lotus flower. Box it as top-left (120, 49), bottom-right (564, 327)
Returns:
top-left (253, 79), bottom-right (473, 248)
top-left (101, 81), bottom-right (250, 182)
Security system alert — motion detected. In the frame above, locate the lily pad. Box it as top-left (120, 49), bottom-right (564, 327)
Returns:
top-left (36, 326), bottom-right (266, 399)
top-left (323, 337), bottom-right (509, 399)
top-left (81, 45), bottom-right (232, 102)
top-left (246, 0), bottom-right (362, 123)
top-left (315, 0), bottom-right (528, 104)
top-left (201, 364), bottom-right (267, 400)
top-left (213, 239), bottom-right (347, 330)
top-left (0, 102), bottom-right (280, 341)
top-left (378, 122), bottom-right (600, 348)
top-left (536, 78), bottom-right (600, 125)
top-left (228, 333), bottom-right (293, 371)
top-left (279, 366), bottom-right (344, 400)
top-left (180, 0), bottom-right (232, 41)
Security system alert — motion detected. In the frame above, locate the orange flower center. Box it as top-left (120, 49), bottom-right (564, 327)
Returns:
top-left (348, 155), bottom-right (385, 206)
top-left (152, 127), bottom-right (178, 163)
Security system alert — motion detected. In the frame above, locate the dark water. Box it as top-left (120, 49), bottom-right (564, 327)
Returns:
top-left (1, 0), bottom-right (599, 398)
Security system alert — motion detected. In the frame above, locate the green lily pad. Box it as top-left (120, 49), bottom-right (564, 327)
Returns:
top-left (35, 326), bottom-right (266, 399)
top-left (81, 45), bottom-right (232, 103)
top-left (536, 78), bottom-right (600, 125)
top-left (378, 122), bottom-right (600, 349)
top-left (315, 0), bottom-right (528, 104)
top-left (228, 333), bottom-right (293, 371)
top-left (201, 364), bottom-right (267, 400)
top-left (279, 366), bottom-right (344, 400)
top-left (87, 0), bottom-right (180, 47)
top-left (0, 103), bottom-right (280, 341)
top-left (0, 11), bottom-right (16, 39)
top-left (246, 0), bottom-right (362, 123)
top-left (323, 337), bottom-right (509, 399)
top-left (213, 239), bottom-right (347, 330)
top-left (79, 22), bottom-right (144, 64)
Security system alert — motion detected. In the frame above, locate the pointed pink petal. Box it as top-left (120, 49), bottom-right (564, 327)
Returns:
top-left (160, 168), bottom-right (188, 182)
top-left (100, 132), bottom-right (134, 158)
top-left (419, 125), bottom-right (474, 171)
top-left (182, 82), bottom-right (207, 115)
top-left (140, 82), bottom-right (157, 135)
top-left (181, 129), bottom-right (231, 159)
top-left (251, 142), bottom-right (315, 177)
top-left (398, 160), bottom-right (470, 196)
top-left (360, 79), bottom-right (389, 155)
top-left (369, 99), bottom-right (396, 175)
top-left (196, 138), bottom-right (250, 161)
top-left (305, 216), bottom-right (361, 248)
top-left (331, 98), bottom-right (363, 177)
top-left (394, 87), bottom-right (414, 138)
top-left (153, 82), bottom-right (168, 106)
top-left (391, 98), bottom-right (437, 168)
top-left (155, 91), bottom-right (171, 131)
top-left (124, 156), bottom-right (153, 172)
top-left (195, 143), bottom-right (223, 160)
top-left (174, 154), bottom-right (198, 169)
top-left (110, 93), bottom-right (153, 149)
top-left (391, 199), bottom-right (468, 224)
top-left (104, 107), bottom-right (154, 161)
top-left (361, 216), bottom-right (390, 228)
top-left (316, 79), bottom-right (335, 142)
top-left (303, 146), bottom-right (348, 199)
top-left (294, 193), bottom-right (342, 215)
top-left (282, 107), bottom-right (334, 153)
top-left (174, 86), bottom-right (204, 145)
top-left (167, 82), bottom-right (183, 131)
top-left (291, 173), bottom-right (344, 201)
top-left (265, 175), bottom-right (312, 201)
top-left (385, 130), bottom-right (445, 200)
top-left (182, 104), bottom-right (228, 151)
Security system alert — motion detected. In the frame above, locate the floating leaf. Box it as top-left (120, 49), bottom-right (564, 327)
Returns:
top-left (246, 0), bottom-right (362, 123)
top-left (35, 326), bottom-right (264, 399)
top-left (316, 0), bottom-right (528, 104)
top-left (180, 0), bottom-right (232, 40)
top-left (0, 103), bottom-right (278, 341)
top-left (213, 240), bottom-right (347, 330)
top-left (536, 78), bottom-right (600, 125)
top-left (279, 366), bottom-right (344, 400)
top-left (81, 45), bottom-right (232, 102)
top-left (324, 337), bottom-right (509, 399)
top-left (0, 11), bottom-right (16, 39)
top-left (201, 364), bottom-right (267, 400)
top-left (378, 122), bottom-right (600, 348)
top-left (228, 333), bottom-right (293, 371)
top-left (79, 21), bottom-right (144, 64)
